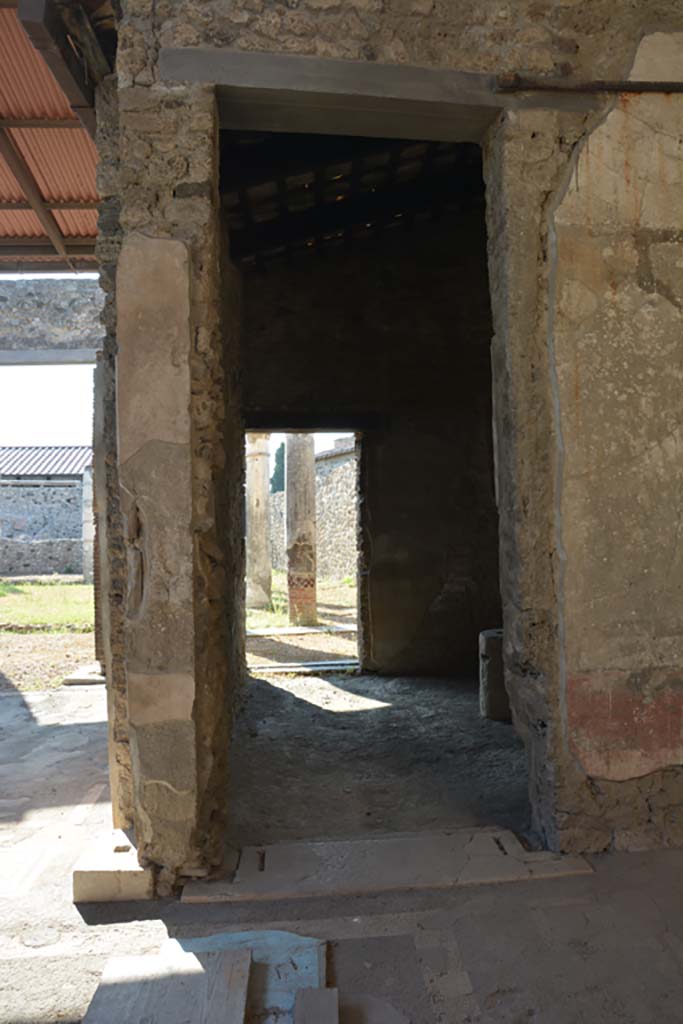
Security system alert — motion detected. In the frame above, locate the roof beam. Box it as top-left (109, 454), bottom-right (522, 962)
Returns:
top-left (0, 236), bottom-right (95, 256)
top-left (0, 259), bottom-right (96, 272)
top-left (0, 199), bottom-right (98, 210)
top-left (0, 127), bottom-right (69, 259)
top-left (17, 0), bottom-right (96, 137)
top-left (0, 118), bottom-right (81, 129)
top-left (228, 165), bottom-right (483, 261)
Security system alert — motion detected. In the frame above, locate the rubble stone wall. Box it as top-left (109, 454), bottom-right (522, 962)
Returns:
top-left (0, 482), bottom-right (82, 540)
top-left (0, 538), bottom-right (82, 577)
top-left (0, 279), bottom-right (104, 350)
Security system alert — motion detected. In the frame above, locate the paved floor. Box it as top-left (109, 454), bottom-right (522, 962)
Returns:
top-left (3, 686), bottom-right (683, 1022)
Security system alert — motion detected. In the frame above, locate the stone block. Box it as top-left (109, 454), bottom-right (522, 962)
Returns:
top-left (479, 628), bottom-right (510, 722)
top-left (72, 830), bottom-right (154, 902)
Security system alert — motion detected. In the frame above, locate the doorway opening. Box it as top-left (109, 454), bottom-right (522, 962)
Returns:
top-left (244, 429), bottom-right (360, 674)
top-left (224, 129), bottom-right (529, 849)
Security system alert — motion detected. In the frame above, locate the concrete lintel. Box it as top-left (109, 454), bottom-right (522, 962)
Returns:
top-left (0, 347), bottom-right (98, 365)
top-left (160, 48), bottom-right (598, 143)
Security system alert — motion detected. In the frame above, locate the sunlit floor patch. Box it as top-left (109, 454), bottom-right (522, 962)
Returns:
top-left (262, 673), bottom-right (391, 711)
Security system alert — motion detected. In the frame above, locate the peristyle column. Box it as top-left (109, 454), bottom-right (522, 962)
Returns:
top-left (286, 433), bottom-right (318, 626)
top-left (245, 431), bottom-right (272, 608)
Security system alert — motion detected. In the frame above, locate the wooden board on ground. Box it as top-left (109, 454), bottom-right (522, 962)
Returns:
top-left (162, 930), bottom-right (326, 1023)
top-left (82, 948), bottom-right (251, 1024)
top-left (295, 987), bottom-right (339, 1023)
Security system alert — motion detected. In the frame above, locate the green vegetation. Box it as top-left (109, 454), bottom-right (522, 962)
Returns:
top-left (0, 579), bottom-right (95, 632)
top-left (270, 442), bottom-right (285, 493)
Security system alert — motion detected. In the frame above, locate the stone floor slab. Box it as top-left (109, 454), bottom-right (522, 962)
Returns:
top-left (182, 829), bottom-right (591, 903)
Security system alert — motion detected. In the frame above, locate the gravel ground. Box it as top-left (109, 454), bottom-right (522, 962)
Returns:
top-left (247, 629), bottom-right (358, 666)
top-left (0, 632), bottom-right (95, 692)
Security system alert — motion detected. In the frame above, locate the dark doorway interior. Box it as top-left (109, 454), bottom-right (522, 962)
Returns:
top-left (223, 129), bottom-right (528, 845)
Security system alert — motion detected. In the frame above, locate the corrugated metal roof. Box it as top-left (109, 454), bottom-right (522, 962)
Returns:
top-left (0, 10), bottom-right (74, 120)
top-left (0, 8), bottom-right (99, 262)
top-left (0, 446), bottom-right (92, 477)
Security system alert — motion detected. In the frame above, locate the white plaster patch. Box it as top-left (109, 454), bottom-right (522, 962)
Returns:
top-left (128, 672), bottom-right (195, 725)
top-left (116, 234), bottom-right (192, 466)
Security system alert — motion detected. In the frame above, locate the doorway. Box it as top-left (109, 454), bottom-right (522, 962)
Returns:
top-left (224, 128), bottom-right (529, 848)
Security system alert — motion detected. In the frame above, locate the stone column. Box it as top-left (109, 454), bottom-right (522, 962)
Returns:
top-left (81, 466), bottom-right (94, 584)
top-left (286, 433), bottom-right (317, 626)
top-left (245, 432), bottom-right (272, 609)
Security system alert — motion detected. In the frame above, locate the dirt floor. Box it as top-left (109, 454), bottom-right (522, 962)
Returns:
top-left (0, 632), bottom-right (95, 691)
top-left (226, 671), bottom-right (529, 846)
top-left (4, 686), bottom-right (683, 1022)
top-left (247, 630), bottom-right (357, 666)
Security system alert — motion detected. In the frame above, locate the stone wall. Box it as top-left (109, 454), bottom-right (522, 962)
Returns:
top-left (0, 279), bottom-right (104, 350)
top-left (0, 539), bottom-right (82, 577)
top-left (0, 481), bottom-right (84, 575)
top-left (243, 212), bottom-right (501, 676)
top-left (270, 448), bottom-right (358, 581)
top-left (0, 482), bottom-right (82, 540)
top-left (104, 0), bottom-right (683, 875)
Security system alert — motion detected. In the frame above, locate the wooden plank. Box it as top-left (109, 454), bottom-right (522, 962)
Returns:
top-left (83, 948), bottom-right (251, 1024)
top-left (295, 987), bottom-right (339, 1023)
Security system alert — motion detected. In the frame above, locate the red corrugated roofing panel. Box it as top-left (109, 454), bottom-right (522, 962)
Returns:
top-left (52, 208), bottom-right (99, 238)
top-left (0, 209), bottom-right (43, 238)
top-left (0, 446), bottom-right (92, 477)
top-left (0, 10), bottom-right (75, 120)
top-left (0, 9), bottom-right (99, 254)
top-left (9, 128), bottom-right (98, 203)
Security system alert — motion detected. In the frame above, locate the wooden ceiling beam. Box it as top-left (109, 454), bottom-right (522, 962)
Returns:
top-left (220, 133), bottom-right (427, 194)
top-left (0, 118), bottom-right (81, 129)
top-left (18, 0), bottom-right (96, 137)
top-left (0, 236), bottom-right (95, 255)
top-left (228, 165), bottom-right (483, 261)
top-left (0, 199), bottom-right (98, 210)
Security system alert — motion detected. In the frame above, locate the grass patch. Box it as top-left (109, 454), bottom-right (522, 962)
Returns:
top-left (0, 579), bottom-right (94, 631)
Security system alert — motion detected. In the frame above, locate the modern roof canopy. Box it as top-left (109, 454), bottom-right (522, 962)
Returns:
top-left (0, 1), bottom-right (115, 273)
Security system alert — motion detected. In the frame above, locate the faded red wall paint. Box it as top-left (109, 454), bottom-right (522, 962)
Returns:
top-left (568, 671), bottom-right (683, 780)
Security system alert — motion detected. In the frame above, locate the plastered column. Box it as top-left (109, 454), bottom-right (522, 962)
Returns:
top-left (245, 432), bottom-right (272, 609)
top-left (113, 73), bottom-right (243, 883)
top-left (286, 433), bottom-right (318, 626)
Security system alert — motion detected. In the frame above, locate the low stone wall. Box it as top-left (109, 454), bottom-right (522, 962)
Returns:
top-left (0, 482), bottom-right (84, 575)
top-left (271, 450), bottom-right (358, 580)
top-left (0, 538), bottom-right (83, 576)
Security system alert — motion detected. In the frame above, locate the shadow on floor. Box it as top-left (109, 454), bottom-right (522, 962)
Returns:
top-left (226, 671), bottom-right (529, 847)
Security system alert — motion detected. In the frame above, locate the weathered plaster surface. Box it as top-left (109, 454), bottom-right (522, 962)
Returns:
top-left (554, 37), bottom-right (683, 786)
top-left (104, 1), bottom-right (683, 871)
